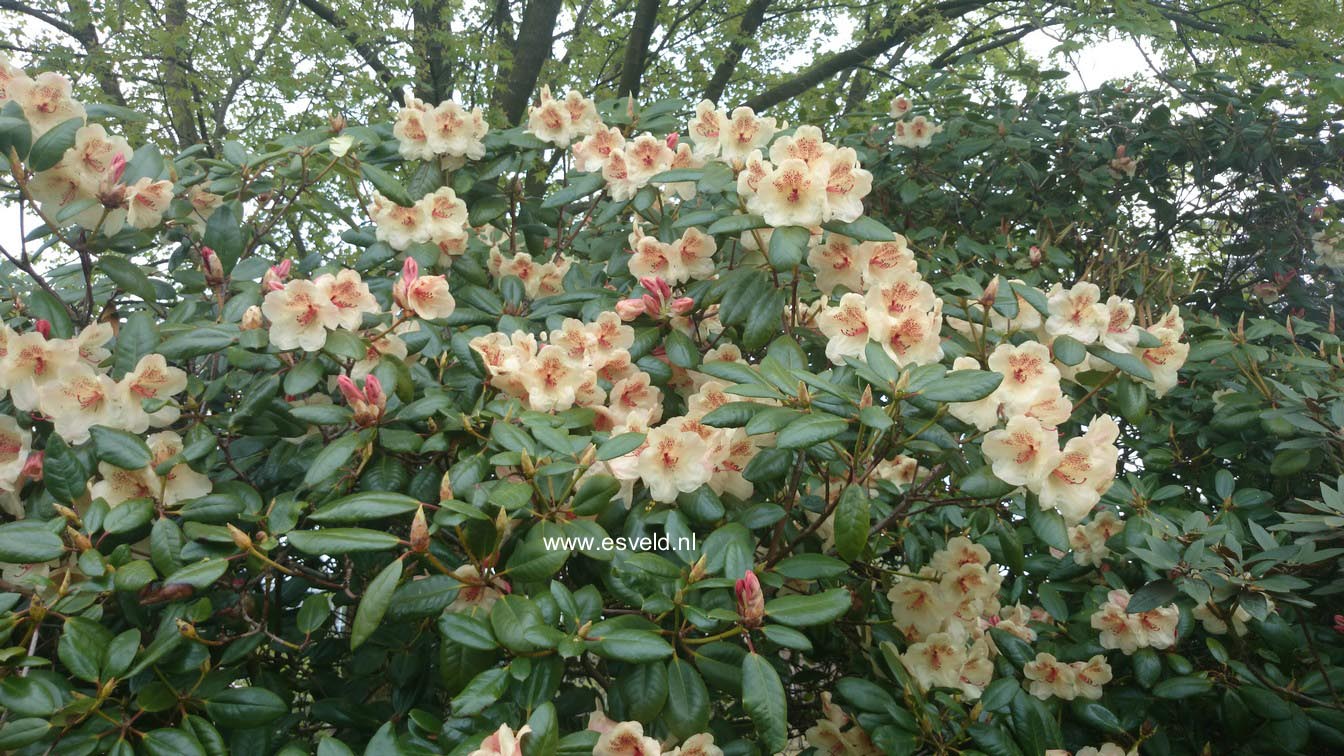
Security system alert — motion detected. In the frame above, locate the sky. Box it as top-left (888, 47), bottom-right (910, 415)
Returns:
top-left (2, 22), bottom-right (1156, 269)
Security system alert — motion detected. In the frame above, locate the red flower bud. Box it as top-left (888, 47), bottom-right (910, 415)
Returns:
top-left (735, 570), bottom-right (765, 629)
top-left (34, 319), bottom-right (51, 339)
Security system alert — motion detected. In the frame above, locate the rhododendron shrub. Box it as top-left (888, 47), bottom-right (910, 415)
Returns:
top-left (1, 56), bottom-right (1343, 756)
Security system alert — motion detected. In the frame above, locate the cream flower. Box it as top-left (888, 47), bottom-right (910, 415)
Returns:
top-left (469, 723), bottom-right (531, 756)
top-left (888, 571), bottom-right (950, 641)
top-left (1071, 654), bottom-right (1113, 700)
top-left (0, 415), bottom-right (32, 492)
top-left (10, 71), bottom-right (86, 136)
top-left (89, 461), bottom-right (159, 507)
top-left (445, 564), bottom-right (505, 614)
top-left (125, 178), bottom-right (175, 229)
top-left (982, 415), bottom-right (1061, 490)
top-left (1069, 510), bottom-right (1124, 567)
top-left (637, 425), bottom-right (711, 502)
top-left (521, 345), bottom-right (586, 412)
top-left (572, 126), bottom-right (626, 172)
top-left (748, 158), bottom-right (825, 227)
top-left (860, 237), bottom-right (917, 286)
top-left (1140, 327), bottom-right (1188, 397)
top-left (315, 269), bottom-right (379, 330)
top-left (870, 304), bottom-right (943, 367)
top-left (402, 272), bottom-right (456, 320)
top-left (1040, 415), bottom-right (1120, 524)
top-left (393, 94), bottom-right (434, 160)
top-left (0, 331), bottom-right (78, 411)
top-left (594, 721), bottom-right (661, 756)
top-left (148, 431), bottom-right (212, 506)
top-left (1090, 589), bottom-right (1179, 653)
top-left (666, 733), bottom-right (722, 756)
top-left (38, 367), bottom-right (124, 444)
top-left (669, 227), bottom-right (716, 282)
top-left (69, 124), bottom-right (132, 188)
top-left (526, 86), bottom-right (579, 147)
top-left (816, 293), bottom-right (873, 365)
top-left (118, 353), bottom-right (188, 432)
top-left (816, 147), bottom-right (872, 223)
top-left (987, 341), bottom-right (1061, 415)
top-left (368, 192), bottom-right (429, 251)
top-left (719, 106), bottom-right (777, 162)
top-left (1099, 295), bottom-right (1140, 352)
top-left (947, 357), bottom-right (1002, 431)
top-left (1045, 282), bottom-right (1109, 344)
top-left (624, 133), bottom-right (674, 184)
top-left (426, 100), bottom-right (488, 162)
top-left (263, 279), bottom-right (339, 352)
top-left (901, 632), bottom-right (966, 691)
top-left (73, 322), bottom-right (114, 367)
top-left (602, 149), bottom-right (643, 202)
top-left (809, 234), bottom-right (865, 295)
top-left (687, 100), bottom-right (726, 157)
top-left (1024, 652), bottom-right (1078, 700)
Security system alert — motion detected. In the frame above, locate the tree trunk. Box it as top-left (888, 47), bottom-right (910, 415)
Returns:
top-left (701, 0), bottom-right (772, 103)
top-left (493, 0), bottom-right (564, 125)
top-left (161, 0), bottom-right (203, 149)
top-left (616, 0), bottom-right (660, 98)
top-left (413, 0), bottom-right (454, 102)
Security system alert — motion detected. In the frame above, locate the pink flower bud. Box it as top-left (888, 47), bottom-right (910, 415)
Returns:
top-left (665, 132), bottom-right (679, 149)
top-left (615, 299), bottom-right (646, 321)
top-left (108, 153), bottom-right (127, 184)
top-left (201, 246), bottom-right (225, 283)
top-left (638, 276), bottom-right (662, 297)
top-left (263, 259), bottom-right (292, 290)
top-left (1028, 245), bottom-right (1043, 267)
top-left (671, 296), bottom-right (695, 314)
top-left (34, 320), bottom-right (51, 339)
top-left (735, 570), bottom-right (764, 629)
top-left (20, 451), bottom-right (43, 481)
top-left (336, 375), bottom-right (365, 406)
top-left (642, 294), bottom-right (661, 314)
top-left (401, 256), bottom-right (420, 285)
top-left (362, 374), bottom-right (385, 407)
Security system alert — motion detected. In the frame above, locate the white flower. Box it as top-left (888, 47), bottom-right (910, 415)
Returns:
top-left (686, 100), bottom-right (726, 158)
top-left (148, 431), bottom-right (212, 506)
top-left (393, 94), bottom-right (434, 160)
top-left (73, 322), bottom-right (114, 367)
top-left (125, 178), bottom-right (175, 229)
top-left (10, 71), bottom-right (85, 136)
top-left (327, 135), bottom-right (355, 157)
top-left (982, 415), bottom-right (1061, 490)
top-left (637, 425), bottom-right (711, 503)
top-left (263, 279), bottom-right (340, 352)
top-left (1023, 652), bottom-right (1077, 700)
top-left (368, 192), bottom-right (429, 251)
top-left (1099, 295), bottom-right (1140, 352)
top-left (426, 100), bottom-right (488, 161)
top-left (1140, 327), bottom-right (1188, 397)
top-left (809, 234), bottom-right (864, 295)
top-left (986, 341), bottom-right (1061, 416)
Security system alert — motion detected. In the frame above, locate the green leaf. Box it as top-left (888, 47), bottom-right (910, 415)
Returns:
top-left (1027, 502), bottom-right (1069, 551)
top-left (919, 369), bottom-right (1003, 402)
top-left (142, 728), bottom-right (206, 756)
top-left (0, 115), bottom-right (33, 163)
top-left (541, 172), bottom-right (605, 208)
top-left (361, 163), bottom-right (412, 206)
top-left (436, 612), bottom-right (497, 650)
top-left (309, 492), bottom-right (421, 523)
top-left (102, 498), bottom-right (154, 535)
top-left (1127, 579), bottom-right (1179, 613)
top-left (0, 521), bottom-right (64, 563)
top-left (664, 658), bottom-right (711, 739)
top-left (706, 213), bottom-right (768, 235)
top-left (203, 203), bottom-right (246, 274)
top-left (303, 433), bottom-right (365, 487)
top-left (1070, 699), bottom-right (1125, 734)
top-left (99, 254), bottom-right (158, 302)
top-left (664, 328), bottom-right (699, 368)
top-left (767, 225), bottom-right (811, 269)
top-left (204, 687), bottom-right (288, 728)
top-left (352, 558), bottom-right (402, 649)
top-left (27, 117), bottom-right (82, 171)
top-left (286, 528), bottom-right (401, 554)
top-left (0, 718), bottom-right (51, 749)
top-left (1088, 346), bottom-right (1155, 381)
top-left (91, 425), bottom-right (153, 469)
top-left (297, 593), bottom-right (332, 634)
top-left (490, 595), bottom-right (545, 652)
top-left (165, 558), bottom-right (229, 589)
top-left (1051, 335), bottom-right (1086, 366)
top-left (595, 630), bottom-right (673, 663)
top-left (833, 485), bottom-right (869, 561)
top-left (112, 312), bottom-right (159, 378)
top-left (773, 554), bottom-right (849, 579)
top-left (821, 217), bottom-right (894, 241)
top-left (59, 617), bottom-right (112, 683)
top-left (1153, 675), bottom-right (1213, 699)
top-left (42, 434), bottom-right (88, 503)
top-left (596, 432), bottom-right (645, 460)
top-left (741, 653), bottom-right (788, 753)
top-left (988, 628), bottom-right (1034, 669)
top-left (764, 588), bottom-right (851, 627)
top-left (452, 668), bottom-right (509, 716)
top-left (775, 413), bottom-right (847, 449)
top-left (158, 328), bottom-right (236, 359)
top-left (27, 290), bottom-right (72, 337)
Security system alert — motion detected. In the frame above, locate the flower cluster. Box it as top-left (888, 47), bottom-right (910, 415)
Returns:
top-left (367, 186), bottom-right (470, 257)
top-left (627, 224), bottom-right (717, 285)
top-left (526, 86), bottom-right (601, 147)
top-left (804, 692), bottom-right (882, 755)
top-left (1023, 652), bottom-right (1113, 701)
top-left (487, 248), bottom-right (573, 299)
top-left (392, 93), bottom-right (489, 168)
top-left (890, 537), bottom-right (1007, 699)
top-left (90, 430), bottom-right (211, 507)
top-left (597, 131), bottom-right (702, 202)
top-left (469, 716), bottom-right (723, 756)
top-left (260, 264), bottom-right (380, 352)
top-left (1089, 588), bottom-right (1179, 654)
top-left (890, 96), bottom-right (943, 148)
top-left (735, 124), bottom-right (873, 227)
top-left (1067, 510), bottom-right (1124, 566)
top-left (1, 57), bottom-right (174, 236)
top-left (813, 235), bottom-right (944, 367)
top-left (0, 323), bottom-right (187, 447)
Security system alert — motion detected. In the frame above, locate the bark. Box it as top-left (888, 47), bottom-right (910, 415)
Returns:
top-left (493, 0), bottom-right (564, 125)
top-left (701, 0), bottom-right (771, 103)
top-left (161, 0), bottom-right (203, 148)
top-left (413, 0), bottom-right (454, 102)
top-left (615, 0), bottom-right (661, 98)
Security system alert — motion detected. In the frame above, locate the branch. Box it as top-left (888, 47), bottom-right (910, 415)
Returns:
top-left (295, 0), bottom-right (402, 108)
top-left (741, 0), bottom-right (989, 112)
top-left (494, 0), bottom-right (564, 125)
top-left (701, 0), bottom-right (773, 103)
top-left (615, 0), bottom-right (661, 98)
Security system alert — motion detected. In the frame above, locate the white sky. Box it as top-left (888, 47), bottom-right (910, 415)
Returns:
top-left (2, 24), bottom-right (1154, 266)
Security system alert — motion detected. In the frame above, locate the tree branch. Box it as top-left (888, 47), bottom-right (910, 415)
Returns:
top-left (295, 0), bottom-right (402, 108)
top-left (616, 0), bottom-right (661, 98)
top-left (701, 0), bottom-right (772, 103)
